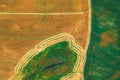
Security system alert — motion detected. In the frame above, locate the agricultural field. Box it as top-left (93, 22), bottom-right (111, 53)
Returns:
top-left (0, 0), bottom-right (89, 80)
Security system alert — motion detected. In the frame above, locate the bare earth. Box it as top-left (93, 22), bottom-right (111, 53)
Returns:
top-left (0, 0), bottom-right (89, 80)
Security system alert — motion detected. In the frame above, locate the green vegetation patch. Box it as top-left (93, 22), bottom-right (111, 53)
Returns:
top-left (21, 41), bottom-right (77, 80)
top-left (85, 0), bottom-right (120, 80)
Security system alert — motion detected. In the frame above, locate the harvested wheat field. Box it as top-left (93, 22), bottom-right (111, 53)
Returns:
top-left (0, 0), bottom-right (90, 80)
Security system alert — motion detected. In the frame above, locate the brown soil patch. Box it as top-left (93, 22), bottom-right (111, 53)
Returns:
top-left (100, 30), bottom-right (117, 47)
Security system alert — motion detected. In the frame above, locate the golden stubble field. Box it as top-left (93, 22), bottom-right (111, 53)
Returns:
top-left (0, 0), bottom-right (89, 80)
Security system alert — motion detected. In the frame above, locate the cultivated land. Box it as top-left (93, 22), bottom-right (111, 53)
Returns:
top-left (0, 0), bottom-right (89, 80)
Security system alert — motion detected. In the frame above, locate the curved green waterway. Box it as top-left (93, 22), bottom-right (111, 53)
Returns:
top-left (21, 41), bottom-right (77, 80)
top-left (85, 0), bottom-right (120, 80)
